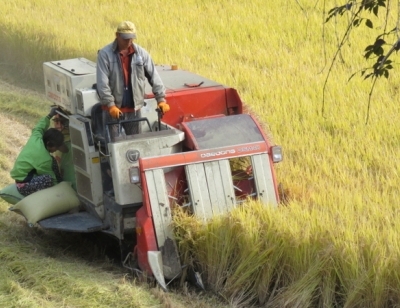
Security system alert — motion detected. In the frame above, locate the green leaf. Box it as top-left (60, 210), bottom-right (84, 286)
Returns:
top-left (378, 0), bottom-right (386, 7)
top-left (353, 19), bottom-right (361, 27)
top-left (364, 45), bottom-right (374, 52)
top-left (384, 70), bottom-right (389, 78)
top-left (327, 7), bottom-right (337, 15)
top-left (364, 73), bottom-right (373, 80)
top-left (374, 46), bottom-right (384, 56)
top-left (373, 5), bottom-right (379, 16)
top-left (374, 39), bottom-right (385, 47)
top-left (364, 50), bottom-right (373, 59)
top-left (348, 71), bottom-right (358, 82)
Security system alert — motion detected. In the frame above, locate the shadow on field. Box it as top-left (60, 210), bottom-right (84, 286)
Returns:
top-left (4, 212), bottom-right (126, 266)
top-left (27, 224), bottom-right (204, 293)
top-left (0, 25), bottom-right (95, 93)
top-left (37, 227), bottom-right (133, 269)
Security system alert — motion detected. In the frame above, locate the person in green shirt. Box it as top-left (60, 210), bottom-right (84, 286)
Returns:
top-left (51, 113), bottom-right (76, 191)
top-left (10, 107), bottom-right (66, 196)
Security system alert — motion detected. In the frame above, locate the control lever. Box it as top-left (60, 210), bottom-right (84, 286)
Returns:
top-left (156, 108), bottom-right (163, 131)
top-left (117, 118), bottom-right (122, 136)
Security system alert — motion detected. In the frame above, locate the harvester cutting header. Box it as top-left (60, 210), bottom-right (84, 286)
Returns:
top-left (29, 57), bottom-right (282, 289)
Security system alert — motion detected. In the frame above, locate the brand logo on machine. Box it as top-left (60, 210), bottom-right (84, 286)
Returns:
top-left (237, 145), bottom-right (261, 152)
top-left (126, 149), bottom-right (140, 163)
top-left (200, 149), bottom-right (235, 158)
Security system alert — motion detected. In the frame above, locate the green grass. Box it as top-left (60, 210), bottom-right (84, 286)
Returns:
top-left (2, 0), bottom-right (400, 307)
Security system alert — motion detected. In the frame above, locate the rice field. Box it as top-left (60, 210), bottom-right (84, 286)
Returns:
top-left (1, 0), bottom-right (400, 307)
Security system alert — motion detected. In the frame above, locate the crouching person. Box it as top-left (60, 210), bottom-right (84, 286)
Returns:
top-left (51, 113), bottom-right (76, 190)
top-left (10, 107), bottom-right (66, 196)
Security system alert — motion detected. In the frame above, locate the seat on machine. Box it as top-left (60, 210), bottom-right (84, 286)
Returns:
top-left (91, 103), bottom-right (107, 148)
top-left (90, 103), bottom-right (114, 193)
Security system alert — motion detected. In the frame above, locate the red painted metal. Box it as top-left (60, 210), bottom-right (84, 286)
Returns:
top-left (141, 141), bottom-right (268, 171)
top-left (160, 87), bottom-right (243, 128)
top-left (248, 113), bottom-right (281, 202)
top-left (135, 80), bottom-right (279, 277)
top-left (135, 165), bottom-right (158, 275)
top-left (135, 208), bottom-right (158, 274)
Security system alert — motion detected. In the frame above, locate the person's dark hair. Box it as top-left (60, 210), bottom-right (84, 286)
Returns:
top-left (43, 128), bottom-right (64, 148)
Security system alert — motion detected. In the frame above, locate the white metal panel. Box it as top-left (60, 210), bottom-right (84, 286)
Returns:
top-left (185, 159), bottom-right (236, 221)
top-left (145, 169), bottom-right (182, 279)
top-left (108, 128), bottom-right (184, 205)
top-left (251, 154), bottom-right (278, 206)
top-left (204, 162), bottom-right (219, 213)
top-left (218, 159), bottom-right (236, 212)
top-left (69, 116), bottom-right (104, 218)
top-left (145, 169), bottom-right (173, 247)
top-left (204, 160), bottom-right (236, 215)
top-left (76, 88), bottom-right (100, 116)
top-left (43, 58), bottom-right (97, 114)
top-left (185, 163), bottom-right (213, 221)
top-left (147, 66), bottom-right (221, 94)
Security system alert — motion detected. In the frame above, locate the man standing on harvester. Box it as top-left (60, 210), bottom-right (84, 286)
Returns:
top-left (96, 20), bottom-right (170, 138)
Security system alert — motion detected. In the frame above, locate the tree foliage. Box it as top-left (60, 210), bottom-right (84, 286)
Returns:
top-left (324, 0), bottom-right (399, 122)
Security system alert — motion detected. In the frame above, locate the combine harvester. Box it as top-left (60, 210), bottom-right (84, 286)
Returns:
top-left (35, 57), bottom-right (282, 289)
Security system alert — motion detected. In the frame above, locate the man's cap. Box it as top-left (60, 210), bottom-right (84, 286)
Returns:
top-left (116, 21), bottom-right (137, 39)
